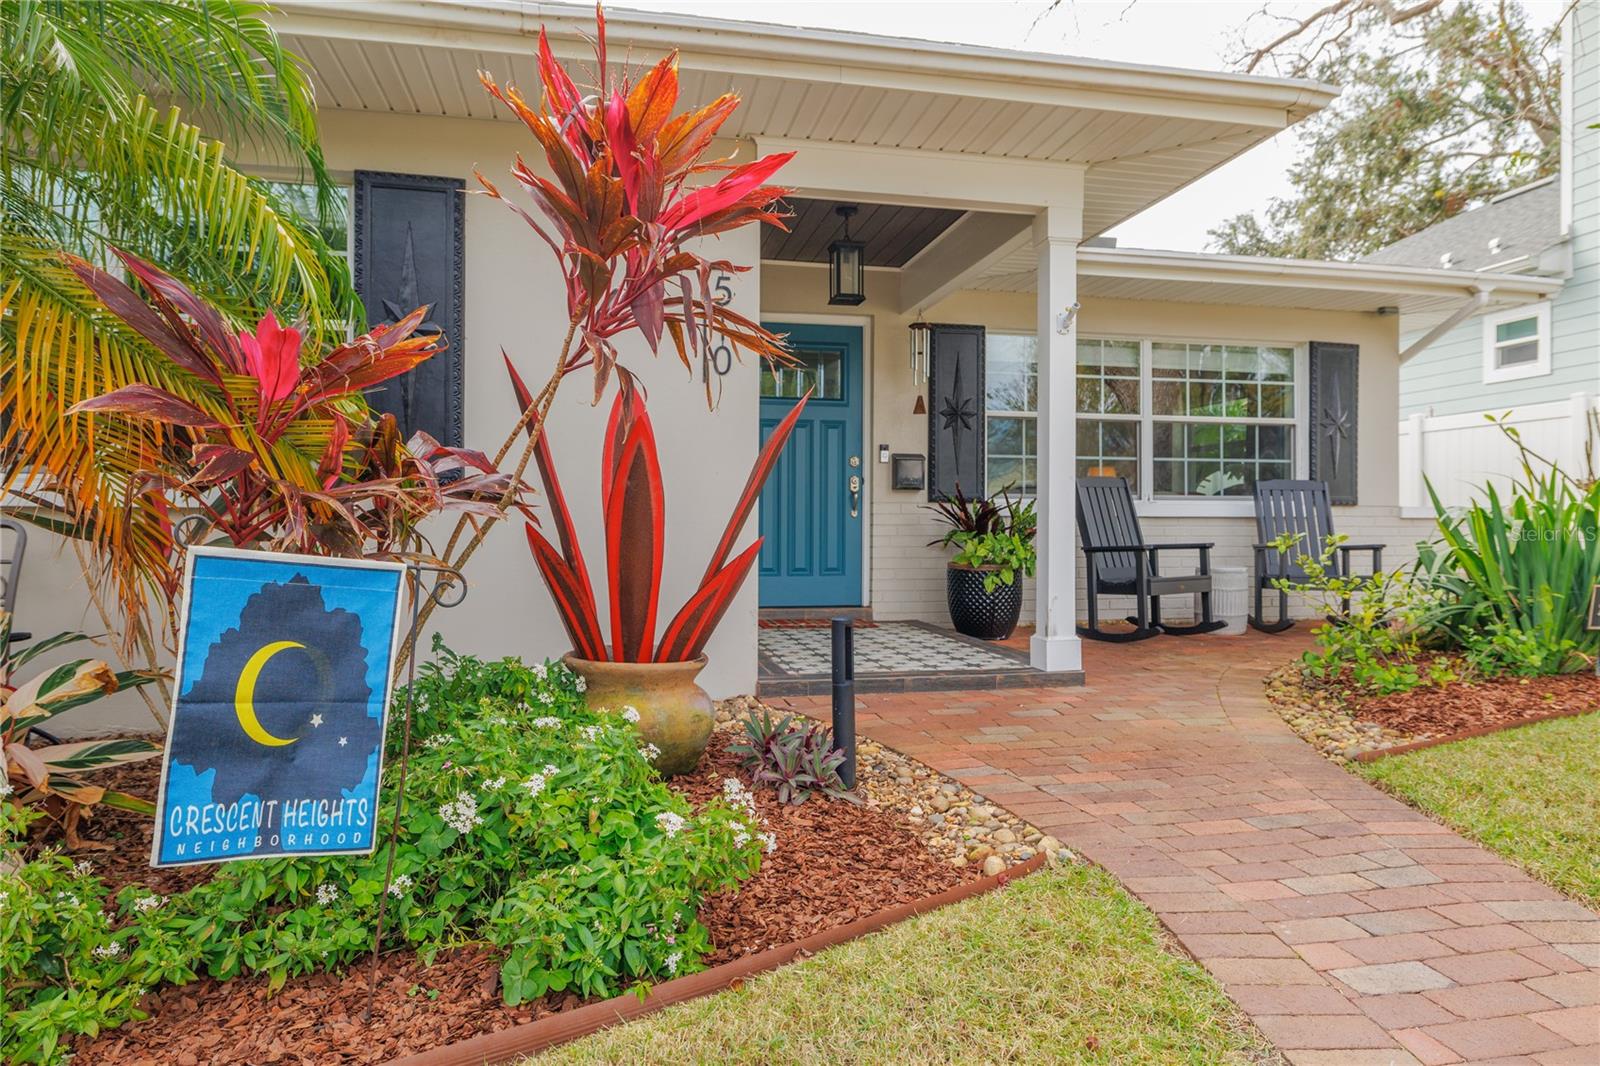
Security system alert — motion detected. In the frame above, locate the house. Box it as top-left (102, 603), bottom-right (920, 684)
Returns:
top-left (13, 0), bottom-right (1565, 708)
top-left (1371, 1), bottom-right (1598, 510)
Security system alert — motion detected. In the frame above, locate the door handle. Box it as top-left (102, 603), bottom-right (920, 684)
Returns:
top-left (848, 474), bottom-right (861, 518)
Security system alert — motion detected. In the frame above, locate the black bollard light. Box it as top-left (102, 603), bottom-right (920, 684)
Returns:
top-left (830, 616), bottom-right (857, 789)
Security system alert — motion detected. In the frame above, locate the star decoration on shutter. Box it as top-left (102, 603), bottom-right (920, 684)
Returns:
top-left (381, 222), bottom-right (440, 332)
top-left (1321, 371), bottom-right (1352, 477)
top-left (939, 359), bottom-right (976, 458)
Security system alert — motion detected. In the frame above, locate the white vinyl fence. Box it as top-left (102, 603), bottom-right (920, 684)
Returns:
top-left (1399, 392), bottom-right (1597, 511)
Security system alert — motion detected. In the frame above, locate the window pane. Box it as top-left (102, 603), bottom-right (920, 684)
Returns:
top-left (1152, 343), bottom-right (1186, 378)
top-left (1187, 381), bottom-right (1223, 416)
top-left (1101, 340), bottom-right (1140, 375)
top-left (1155, 420), bottom-right (1295, 497)
top-left (987, 457), bottom-right (1036, 495)
top-left (1259, 383), bottom-right (1293, 418)
top-left (1224, 382), bottom-right (1260, 418)
top-left (1495, 317), bottom-right (1538, 343)
top-left (1075, 336), bottom-right (1142, 415)
top-left (259, 179), bottom-right (349, 251)
top-left (1259, 347), bottom-right (1295, 382)
top-left (987, 334), bottom-right (1038, 413)
top-left (1152, 380), bottom-right (1183, 415)
top-left (1077, 417), bottom-right (1138, 493)
top-left (986, 409), bottom-right (1036, 496)
top-left (989, 415), bottom-right (1025, 455)
top-left (1103, 377), bottom-right (1139, 414)
top-left (1496, 340), bottom-right (1539, 367)
top-left (761, 349), bottom-right (843, 399)
top-left (1191, 345), bottom-right (1225, 380)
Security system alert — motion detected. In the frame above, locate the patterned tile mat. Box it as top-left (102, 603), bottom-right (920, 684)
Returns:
top-left (758, 622), bottom-right (1025, 677)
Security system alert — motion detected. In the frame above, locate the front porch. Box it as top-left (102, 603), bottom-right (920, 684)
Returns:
top-left (752, 194), bottom-right (1543, 689)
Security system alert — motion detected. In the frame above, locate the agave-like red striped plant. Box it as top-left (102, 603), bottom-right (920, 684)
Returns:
top-left (474, 5), bottom-right (794, 404)
top-left (508, 357), bottom-right (807, 662)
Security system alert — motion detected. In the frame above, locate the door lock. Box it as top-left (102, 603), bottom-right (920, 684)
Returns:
top-left (848, 455), bottom-right (861, 468)
top-left (848, 474), bottom-right (861, 518)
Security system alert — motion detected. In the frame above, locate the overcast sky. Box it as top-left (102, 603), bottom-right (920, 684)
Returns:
top-left (607, 0), bottom-right (1566, 251)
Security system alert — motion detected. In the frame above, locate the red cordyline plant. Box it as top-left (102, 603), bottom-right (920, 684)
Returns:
top-left (51, 250), bottom-right (520, 613)
top-left (411, 4), bottom-right (796, 660)
top-left (510, 358), bottom-right (808, 662)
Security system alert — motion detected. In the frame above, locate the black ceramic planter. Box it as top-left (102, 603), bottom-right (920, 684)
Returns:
top-left (946, 565), bottom-right (1022, 641)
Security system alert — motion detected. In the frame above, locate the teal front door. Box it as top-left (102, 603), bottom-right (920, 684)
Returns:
top-left (758, 322), bottom-right (864, 607)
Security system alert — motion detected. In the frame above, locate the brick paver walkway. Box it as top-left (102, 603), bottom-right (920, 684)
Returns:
top-left (775, 632), bottom-right (1600, 1065)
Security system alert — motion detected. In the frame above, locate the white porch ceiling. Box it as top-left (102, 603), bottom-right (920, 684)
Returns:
top-left (272, 0), bottom-right (1336, 237)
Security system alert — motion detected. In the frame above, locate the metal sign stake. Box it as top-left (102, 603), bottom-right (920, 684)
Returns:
top-left (363, 563), bottom-right (466, 1025)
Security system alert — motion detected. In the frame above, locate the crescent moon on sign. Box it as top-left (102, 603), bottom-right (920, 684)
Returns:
top-left (234, 640), bottom-right (304, 747)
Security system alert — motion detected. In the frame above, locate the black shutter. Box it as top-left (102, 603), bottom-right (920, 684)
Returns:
top-left (926, 324), bottom-right (985, 501)
top-left (1308, 341), bottom-right (1359, 505)
top-left (353, 171), bottom-right (465, 446)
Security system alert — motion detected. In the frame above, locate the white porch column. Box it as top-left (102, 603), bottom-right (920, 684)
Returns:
top-left (1030, 204), bottom-right (1083, 673)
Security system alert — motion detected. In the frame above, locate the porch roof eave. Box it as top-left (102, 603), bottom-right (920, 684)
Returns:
top-left (269, 0), bottom-right (1340, 238)
top-left (1063, 246), bottom-right (1565, 316)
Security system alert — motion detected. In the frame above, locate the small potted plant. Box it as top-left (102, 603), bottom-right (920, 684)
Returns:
top-left (927, 488), bottom-right (1036, 640)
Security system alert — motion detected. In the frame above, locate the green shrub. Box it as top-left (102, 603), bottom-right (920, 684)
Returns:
top-left (1419, 469), bottom-right (1599, 674)
top-left (1, 644), bottom-right (766, 1063)
top-left (1272, 532), bottom-right (1453, 696)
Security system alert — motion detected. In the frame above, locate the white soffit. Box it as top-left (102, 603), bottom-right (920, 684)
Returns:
top-left (971, 246), bottom-right (1564, 314)
top-left (271, 0), bottom-right (1336, 236)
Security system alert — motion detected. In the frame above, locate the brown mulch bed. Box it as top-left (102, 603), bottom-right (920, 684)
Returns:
top-left (74, 742), bottom-right (974, 1065)
top-left (1354, 671), bottom-right (1600, 739)
top-left (678, 744), bottom-right (973, 965)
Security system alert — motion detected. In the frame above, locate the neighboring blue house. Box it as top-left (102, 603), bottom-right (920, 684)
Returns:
top-left (1369, 0), bottom-right (1598, 508)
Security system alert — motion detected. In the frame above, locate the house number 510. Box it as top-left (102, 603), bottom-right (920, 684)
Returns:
top-left (703, 271), bottom-right (734, 379)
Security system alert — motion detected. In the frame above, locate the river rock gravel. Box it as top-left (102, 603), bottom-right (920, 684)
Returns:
top-left (716, 695), bottom-right (1071, 870)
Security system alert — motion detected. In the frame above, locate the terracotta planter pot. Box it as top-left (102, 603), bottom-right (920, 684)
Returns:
top-left (561, 654), bottom-right (713, 776)
top-left (946, 564), bottom-right (1022, 641)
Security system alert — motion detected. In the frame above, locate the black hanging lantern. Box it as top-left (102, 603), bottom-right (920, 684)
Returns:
top-left (828, 204), bottom-right (866, 306)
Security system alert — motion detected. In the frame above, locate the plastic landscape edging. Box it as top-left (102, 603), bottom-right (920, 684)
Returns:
top-left (1352, 705), bottom-right (1599, 762)
top-left (386, 852), bottom-right (1049, 1066)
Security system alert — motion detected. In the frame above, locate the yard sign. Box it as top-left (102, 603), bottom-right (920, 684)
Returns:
top-left (150, 547), bottom-right (406, 867)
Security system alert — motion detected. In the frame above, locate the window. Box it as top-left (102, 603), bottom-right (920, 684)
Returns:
top-left (985, 333), bottom-right (1038, 494)
top-left (259, 179), bottom-right (351, 263)
top-left (761, 348), bottom-right (845, 399)
top-left (981, 335), bottom-right (1304, 503)
top-left (1482, 303), bottom-right (1551, 383)
top-left (1151, 342), bottom-right (1296, 497)
top-left (1076, 338), bottom-right (1141, 491)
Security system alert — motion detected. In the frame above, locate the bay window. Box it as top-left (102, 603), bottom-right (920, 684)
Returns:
top-left (982, 333), bottom-right (1304, 503)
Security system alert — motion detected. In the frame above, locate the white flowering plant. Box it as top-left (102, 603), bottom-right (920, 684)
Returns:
top-left (0, 803), bottom-right (150, 1065)
top-left (2, 641), bottom-right (766, 1060)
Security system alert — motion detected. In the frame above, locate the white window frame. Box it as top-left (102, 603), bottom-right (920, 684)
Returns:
top-left (1481, 302), bottom-right (1552, 384)
top-left (983, 332), bottom-right (1310, 518)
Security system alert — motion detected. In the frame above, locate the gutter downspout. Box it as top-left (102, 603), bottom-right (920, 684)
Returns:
top-left (1399, 287), bottom-right (1493, 363)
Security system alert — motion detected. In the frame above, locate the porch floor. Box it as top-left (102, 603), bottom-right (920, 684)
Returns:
top-left (769, 632), bottom-right (1600, 1065)
top-left (756, 620), bottom-right (1083, 696)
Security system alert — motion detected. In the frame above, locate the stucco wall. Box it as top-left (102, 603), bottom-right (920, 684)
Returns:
top-left (14, 108), bottom-right (766, 737)
top-left (761, 260), bottom-right (1433, 626)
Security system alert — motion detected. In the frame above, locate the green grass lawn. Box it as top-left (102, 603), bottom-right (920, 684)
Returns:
top-left (534, 864), bottom-right (1277, 1065)
top-left (1357, 712), bottom-right (1600, 907)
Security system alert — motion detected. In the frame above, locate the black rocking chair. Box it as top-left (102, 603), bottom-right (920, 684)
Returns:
top-left (1251, 479), bottom-right (1384, 632)
top-left (1076, 476), bottom-right (1227, 642)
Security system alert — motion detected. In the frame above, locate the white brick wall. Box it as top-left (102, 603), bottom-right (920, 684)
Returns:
top-left (872, 503), bottom-right (1437, 626)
